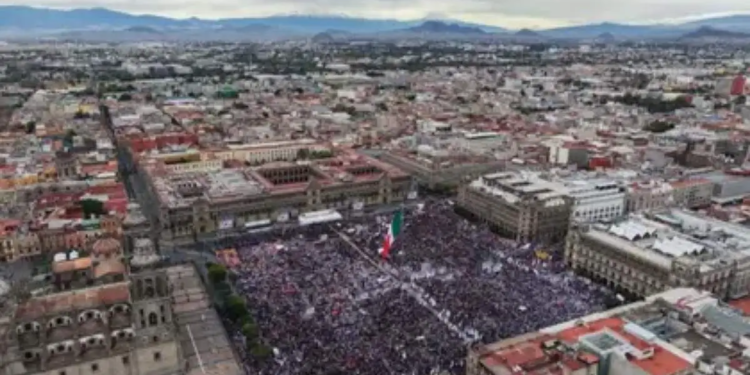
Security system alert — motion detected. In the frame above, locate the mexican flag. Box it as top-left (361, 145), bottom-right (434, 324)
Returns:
top-left (379, 211), bottom-right (403, 259)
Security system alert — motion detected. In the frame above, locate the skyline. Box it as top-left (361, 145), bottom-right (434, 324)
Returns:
top-left (4, 1), bottom-right (750, 29)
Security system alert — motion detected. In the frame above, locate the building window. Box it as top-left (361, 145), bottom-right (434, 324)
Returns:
top-left (60, 372), bottom-right (66, 375)
top-left (122, 356), bottom-right (129, 365)
top-left (154, 352), bottom-right (162, 361)
top-left (92, 363), bottom-right (99, 372)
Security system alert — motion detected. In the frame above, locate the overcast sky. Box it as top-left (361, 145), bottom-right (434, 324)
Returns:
top-left (5, 0), bottom-right (750, 28)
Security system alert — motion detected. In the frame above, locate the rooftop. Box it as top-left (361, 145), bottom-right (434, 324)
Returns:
top-left (148, 147), bottom-right (408, 208)
top-left (15, 282), bottom-right (130, 321)
top-left (584, 208), bottom-right (750, 272)
top-left (468, 171), bottom-right (568, 207)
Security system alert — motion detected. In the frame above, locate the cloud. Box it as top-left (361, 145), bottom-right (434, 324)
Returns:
top-left (4, 0), bottom-right (750, 28)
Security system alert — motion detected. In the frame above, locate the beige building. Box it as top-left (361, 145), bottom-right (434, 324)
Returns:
top-left (669, 178), bottom-right (713, 209)
top-left (625, 180), bottom-right (673, 213)
top-left (565, 209), bottom-right (750, 300)
top-left (457, 172), bottom-right (573, 243)
top-left (380, 150), bottom-right (505, 190)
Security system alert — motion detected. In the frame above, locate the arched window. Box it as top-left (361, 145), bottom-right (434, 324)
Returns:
top-left (148, 312), bottom-right (158, 326)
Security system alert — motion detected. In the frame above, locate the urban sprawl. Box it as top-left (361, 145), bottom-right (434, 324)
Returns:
top-left (2, 39), bottom-right (750, 375)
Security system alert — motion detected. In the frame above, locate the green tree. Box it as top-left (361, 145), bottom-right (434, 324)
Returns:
top-left (242, 322), bottom-right (259, 340)
top-left (80, 199), bottom-right (106, 218)
top-left (225, 295), bottom-right (249, 322)
top-left (232, 102), bottom-right (248, 110)
top-left (118, 93), bottom-right (132, 101)
top-left (250, 343), bottom-right (273, 360)
top-left (643, 120), bottom-right (675, 133)
top-left (309, 150), bottom-right (333, 159)
top-left (296, 148), bottom-right (310, 160)
top-left (208, 264), bottom-right (228, 284)
top-left (25, 121), bottom-right (36, 134)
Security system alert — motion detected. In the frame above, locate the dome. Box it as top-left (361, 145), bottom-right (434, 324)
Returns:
top-left (91, 238), bottom-right (122, 257)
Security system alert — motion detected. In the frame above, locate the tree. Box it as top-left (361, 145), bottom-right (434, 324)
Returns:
top-left (25, 121), bottom-right (36, 134)
top-left (208, 264), bottom-right (227, 284)
top-left (643, 120), bottom-right (675, 133)
top-left (309, 150), bottom-right (333, 159)
top-left (250, 343), bottom-right (273, 360)
top-left (242, 322), bottom-right (259, 340)
top-left (232, 102), bottom-right (248, 110)
top-left (225, 295), bottom-right (249, 322)
top-left (118, 93), bottom-right (132, 101)
top-left (296, 148), bottom-right (310, 160)
top-left (80, 199), bottom-right (106, 218)
top-left (63, 129), bottom-right (76, 149)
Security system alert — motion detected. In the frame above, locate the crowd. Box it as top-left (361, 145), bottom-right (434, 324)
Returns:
top-left (348, 200), bottom-right (612, 340)
top-left (231, 229), bottom-right (465, 375)
top-left (223, 199), bottom-right (614, 375)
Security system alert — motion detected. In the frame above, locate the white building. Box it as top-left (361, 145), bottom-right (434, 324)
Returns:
top-left (553, 179), bottom-right (626, 223)
top-left (526, 172), bottom-right (627, 223)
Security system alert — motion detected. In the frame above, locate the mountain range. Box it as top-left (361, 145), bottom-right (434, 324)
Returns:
top-left (4, 5), bottom-right (750, 42)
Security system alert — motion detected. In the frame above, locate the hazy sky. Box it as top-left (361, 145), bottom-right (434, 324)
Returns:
top-left (5, 0), bottom-right (750, 28)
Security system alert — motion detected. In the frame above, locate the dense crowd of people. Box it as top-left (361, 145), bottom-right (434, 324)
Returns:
top-left (348, 201), bottom-right (612, 340)
top-left (222, 199), bottom-right (614, 375)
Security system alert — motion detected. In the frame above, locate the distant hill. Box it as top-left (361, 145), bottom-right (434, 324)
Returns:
top-left (679, 26), bottom-right (750, 40)
top-left (311, 31), bottom-right (336, 43)
top-left (124, 26), bottom-right (161, 34)
top-left (540, 22), bottom-right (675, 39)
top-left (0, 6), bottom-right (485, 34)
top-left (681, 15), bottom-right (750, 32)
top-left (596, 32), bottom-right (616, 42)
top-left (0, 6), bottom-right (197, 30)
top-left (11, 5), bottom-right (750, 41)
top-left (515, 28), bottom-right (542, 37)
top-left (406, 21), bottom-right (486, 34)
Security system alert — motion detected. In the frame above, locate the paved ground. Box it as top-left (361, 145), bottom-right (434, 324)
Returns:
top-left (167, 264), bottom-right (244, 375)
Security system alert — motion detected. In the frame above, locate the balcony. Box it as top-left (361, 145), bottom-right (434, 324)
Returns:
top-left (17, 332), bottom-right (41, 349)
top-left (20, 356), bottom-right (42, 374)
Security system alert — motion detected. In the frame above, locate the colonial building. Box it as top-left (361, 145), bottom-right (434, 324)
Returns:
top-left (3, 238), bottom-right (182, 375)
top-left (135, 147), bottom-right (415, 248)
top-left (565, 208), bottom-right (750, 300)
top-left (457, 172), bottom-right (573, 243)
